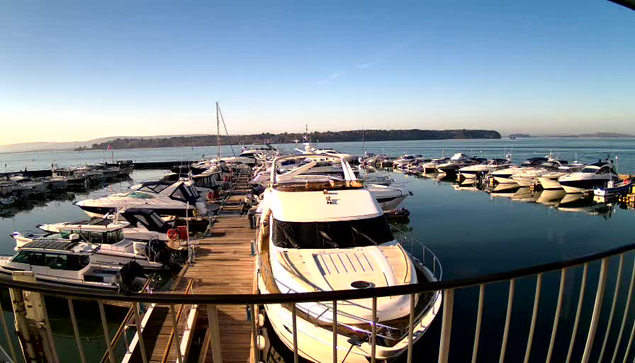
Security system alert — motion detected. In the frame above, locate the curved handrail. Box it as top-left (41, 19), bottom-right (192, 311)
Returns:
top-left (1, 242), bottom-right (634, 304)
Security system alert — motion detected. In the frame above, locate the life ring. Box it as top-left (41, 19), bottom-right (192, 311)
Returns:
top-left (207, 191), bottom-right (214, 201)
top-left (167, 229), bottom-right (178, 240)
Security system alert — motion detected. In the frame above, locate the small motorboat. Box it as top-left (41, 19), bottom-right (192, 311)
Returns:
top-left (594, 178), bottom-right (632, 198)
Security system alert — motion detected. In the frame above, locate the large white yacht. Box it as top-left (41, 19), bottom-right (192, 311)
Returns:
top-left (558, 161), bottom-right (620, 193)
top-left (36, 208), bottom-right (175, 242)
top-left (256, 155), bottom-right (442, 363)
top-left (253, 156), bottom-right (410, 210)
top-left (0, 240), bottom-right (147, 290)
top-left (296, 141), bottom-right (355, 163)
top-left (75, 180), bottom-right (209, 218)
top-left (11, 221), bottom-right (173, 271)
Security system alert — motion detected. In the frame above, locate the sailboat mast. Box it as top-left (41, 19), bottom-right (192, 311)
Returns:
top-left (216, 102), bottom-right (221, 160)
top-left (362, 126), bottom-right (366, 157)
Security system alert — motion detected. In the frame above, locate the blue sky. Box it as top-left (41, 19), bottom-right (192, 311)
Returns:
top-left (1, 0), bottom-right (634, 144)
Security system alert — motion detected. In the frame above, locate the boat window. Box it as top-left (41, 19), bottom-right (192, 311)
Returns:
top-left (170, 187), bottom-right (186, 202)
top-left (272, 216), bottom-right (394, 249)
top-left (46, 254), bottom-right (89, 271)
top-left (149, 213), bottom-right (167, 230)
top-left (106, 230), bottom-right (124, 244)
top-left (130, 192), bottom-right (154, 199)
top-left (597, 167), bottom-right (611, 175)
top-left (11, 251), bottom-right (30, 264)
top-left (91, 232), bottom-right (104, 244)
top-left (135, 215), bottom-right (150, 227)
top-left (28, 253), bottom-right (46, 266)
top-left (581, 167), bottom-right (599, 174)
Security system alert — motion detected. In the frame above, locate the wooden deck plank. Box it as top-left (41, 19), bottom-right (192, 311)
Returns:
top-left (139, 176), bottom-right (257, 363)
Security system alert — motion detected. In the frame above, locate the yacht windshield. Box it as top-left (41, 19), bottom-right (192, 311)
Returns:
top-left (581, 167), bottom-right (599, 174)
top-left (272, 216), bottom-right (394, 249)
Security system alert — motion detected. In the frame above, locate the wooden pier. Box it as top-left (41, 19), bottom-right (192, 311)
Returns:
top-left (125, 172), bottom-right (259, 363)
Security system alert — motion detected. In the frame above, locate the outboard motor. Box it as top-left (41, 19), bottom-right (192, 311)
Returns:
top-left (115, 261), bottom-right (146, 294)
top-left (146, 239), bottom-right (171, 264)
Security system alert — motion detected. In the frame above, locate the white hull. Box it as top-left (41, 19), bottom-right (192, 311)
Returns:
top-left (262, 290), bottom-right (441, 363)
top-left (538, 177), bottom-right (563, 190)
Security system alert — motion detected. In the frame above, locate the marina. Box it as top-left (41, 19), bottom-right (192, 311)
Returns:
top-left (0, 138), bottom-right (634, 363)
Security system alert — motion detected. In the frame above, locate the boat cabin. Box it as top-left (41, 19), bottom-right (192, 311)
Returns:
top-left (135, 180), bottom-right (201, 204)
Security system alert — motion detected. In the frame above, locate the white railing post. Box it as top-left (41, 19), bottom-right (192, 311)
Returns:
top-left (499, 278), bottom-right (516, 363)
top-left (292, 303), bottom-right (299, 363)
top-left (546, 269), bottom-right (567, 363)
top-left (471, 284), bottom-right (485, 363)
top-left (523, 273), bottom-right (543, 363)
top-left (566, 263), bottom-right (589, 363)
top-left (407, 293), bottom-right (415, 363)
top-left (371, 297), bottom-right (377, 363)
top-left (612, 255), bottom-right (635, 363)
top-left (438, 289), bottom-right (455, 363)
top-left (599, 254), bottom-right (624, 362)
top-left (581, 257), bottom-right (609, 363)
top-left (332, 300), bottom-right (337, 363)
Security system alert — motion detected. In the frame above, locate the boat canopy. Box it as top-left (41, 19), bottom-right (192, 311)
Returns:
top-left (121, 209), bottom-right (171, 233)
top-left (267, 189), bottom-right (383, 223)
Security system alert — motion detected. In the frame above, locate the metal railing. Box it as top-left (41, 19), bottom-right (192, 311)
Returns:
top-left (1, 242), bottom-right (635, 362)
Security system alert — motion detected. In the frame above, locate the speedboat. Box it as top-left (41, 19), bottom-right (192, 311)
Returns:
top-left (490, 157), bottom-right (549, 185)
top-left (366, 184), bottom-right (411, 210)
top-left (537, 162), bottom-right (586, 190)
top-left (421, 158), bottom-right (449, 174)
top-left (594, 178), bottom-right (632, 198)
top-left (37, 209), bottom-right (176, 242)
top-left (511, 159), bottom-right (570, 187)
top-left (437, 153), bottom-right (481, 176)
top-left (458, 158), bottom-right (512, 182)
top-left (0, 240), bottom-right (148, 290)
top-left (392, 154), bottom-right (421, 170)
top-left (257, 155), bottom-right (442, 363)
top-left (75, 180), bottom-right (210, 218)
top-left (558, 161), bottom-right (620, 194)
top-left (158, 169), bottom-right (224, 196)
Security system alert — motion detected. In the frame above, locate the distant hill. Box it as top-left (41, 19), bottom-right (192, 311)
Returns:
top-left (0, 134), bottom-right (208, 153)
top-left (576, 132), bottom-right (634, 138)
top-left (81, 129), bottom-right (501, 150)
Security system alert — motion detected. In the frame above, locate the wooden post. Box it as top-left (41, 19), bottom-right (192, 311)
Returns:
top-left (10, 271), bottom-right (58, 362)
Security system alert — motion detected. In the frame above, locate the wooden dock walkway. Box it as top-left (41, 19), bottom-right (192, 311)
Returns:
top-left (135, 173), bottom-right (258, 363)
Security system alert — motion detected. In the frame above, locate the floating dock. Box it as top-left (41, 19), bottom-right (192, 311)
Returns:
top-left (116, 171), bottom-right (258, 363)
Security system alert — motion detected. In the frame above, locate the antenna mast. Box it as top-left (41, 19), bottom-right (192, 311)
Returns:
top-left (216, 102), bottom-right (221, 160)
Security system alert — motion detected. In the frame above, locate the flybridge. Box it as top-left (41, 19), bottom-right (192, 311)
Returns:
top-left (270, 154), bottom-right (360, 192)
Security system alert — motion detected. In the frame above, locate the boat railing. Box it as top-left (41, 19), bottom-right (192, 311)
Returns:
top-left (2, 242), bottom-right (635, 363)
top-left (269, 274), bottom-right (416, 342)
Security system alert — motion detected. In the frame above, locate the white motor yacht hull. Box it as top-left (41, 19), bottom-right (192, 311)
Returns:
top-left (538, 177), bottom-right (563, 190)
top-left (262, 292), bottom-right (441, 363)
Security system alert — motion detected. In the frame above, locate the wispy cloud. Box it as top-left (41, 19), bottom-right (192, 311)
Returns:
top-left (356, 38), bottom-right (414, 70)
top-left (318, 71), bottom-right (346, 85)
top-left (356, 62), bottom-right (374, 69)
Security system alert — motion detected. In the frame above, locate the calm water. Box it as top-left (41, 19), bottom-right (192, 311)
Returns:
top-left (2, 137), bottom-right (635, 173)
top-left (0, 139), bottom-right (634, 362)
